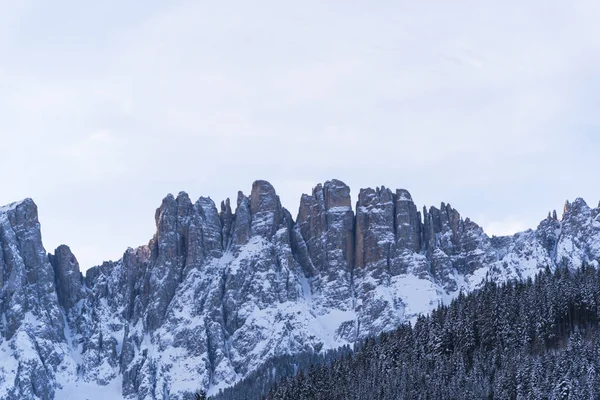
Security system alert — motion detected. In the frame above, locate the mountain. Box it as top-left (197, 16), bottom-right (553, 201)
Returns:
top-left (263, 265), bottom-right (600, 400)
top-left (0, 180), bottom-right (599, 399)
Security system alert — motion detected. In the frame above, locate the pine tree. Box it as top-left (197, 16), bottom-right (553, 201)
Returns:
top-left (195, 391), bottom-right (208, 400)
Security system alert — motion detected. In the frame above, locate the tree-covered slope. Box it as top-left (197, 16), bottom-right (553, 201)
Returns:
top-left (264, 265), bottom-right (600, 400)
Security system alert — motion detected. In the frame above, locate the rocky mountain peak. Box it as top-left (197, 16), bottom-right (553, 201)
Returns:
top-left (249, 180), bottom-right (283, 239)
top-left (564, 197), bottom-right (590, 217)
top-left (1, 185), bottom-right (600, 399)
top-left (154, 193), bottom-right (174, 225)
top-left (1, 197), bottom-right (39, 232)
top-left (396, 189), bottom-right (413, 202)
top-left (231, 191), bottom-right (252, 247)
top-left (0, 198), bottom-right (65, 399)
top-left (323, 179), bottom-right (352, 210)
top-left (394, 189), bottom-right (421, 253)
top-left (561, 198), bottom-right (593, 237)
top-left (296, 180), bottom-right (354, 272)
top-left (49, 244), bottom-right (85, 310)
top-left (220, 198), bottom-right (234, 249)
top-left (250, 180), bottom-right (279, 211)
top-left (355, 186), bottom-right (395, 270)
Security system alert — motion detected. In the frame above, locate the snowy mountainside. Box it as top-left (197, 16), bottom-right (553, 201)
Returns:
top-left (0, 181), bottom-right (599, 399)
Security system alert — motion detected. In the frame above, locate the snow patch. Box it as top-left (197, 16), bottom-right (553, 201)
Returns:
top-left (55, 378), bottom-right (124, 400)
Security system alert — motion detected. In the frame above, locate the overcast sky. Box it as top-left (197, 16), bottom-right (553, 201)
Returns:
top-left (1, 0), bottom-right (599, 270)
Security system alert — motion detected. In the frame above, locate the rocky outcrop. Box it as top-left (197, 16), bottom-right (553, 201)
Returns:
top-left (249, 180), bottom-right (283, 239)
top-left (0, 199), bottom-right (67, 400)
top-left (220, 198), bottom-right (234, 250)
top-left (555, 198), bottom-right (600, 269)
top-left (146, 192), bottom-right (194, 330)
top-left (1, 181), bottom-right (600, 399)
top-left (49, 244), bottom-right (85, 310)
top-left (231, 192), bottom-right (251, 247)
top-left (537, 211), bottom-right (561, 257)
top-left (355, 186), bottom-right (395, 272)
top-left (294, 180), bottom-right (354, 309)
top-left (395, 189), bottom-right (422, 254)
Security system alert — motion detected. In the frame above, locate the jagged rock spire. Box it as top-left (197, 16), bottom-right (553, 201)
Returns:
top-left (249, 180), bottom-right (283, 239)
top-left (296, 179), bottom-right (354, 273)
top-left (49, 245), bottom-right (85, 310)
top-left (0, 198), bottom-right (66, 399)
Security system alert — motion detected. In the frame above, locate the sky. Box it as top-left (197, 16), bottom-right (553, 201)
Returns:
top-left (1, 0), bottom-right (599, 270)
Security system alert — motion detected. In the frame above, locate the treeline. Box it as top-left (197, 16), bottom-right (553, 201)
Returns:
top-left (264, 265), bottom-right (600, 399)
top-left (212, 346), bottom-right (352, 400)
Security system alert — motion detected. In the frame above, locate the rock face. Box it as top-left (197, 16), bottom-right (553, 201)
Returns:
top-left (1, 182), bottom-right (600, 399)
top-left (49, 245), bottom-right (85, 311)
top-left (0, 199), bottom-right (67, 400)
top-left (294, 180), bottom-right (355, 310)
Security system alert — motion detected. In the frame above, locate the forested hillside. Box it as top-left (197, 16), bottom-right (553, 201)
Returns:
top-left (211, 348), bottom-right (351, 400)
top-left (250, 265), bottom-right (600, 399)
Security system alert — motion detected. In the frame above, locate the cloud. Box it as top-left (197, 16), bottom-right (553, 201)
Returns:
top-left (1, 0), bottom-right (599, 269)
top-left (480, 217), bottom-right (531, 237)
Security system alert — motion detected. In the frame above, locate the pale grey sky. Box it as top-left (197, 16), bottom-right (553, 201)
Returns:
top-left (1, 1), bottom-right (599, 270)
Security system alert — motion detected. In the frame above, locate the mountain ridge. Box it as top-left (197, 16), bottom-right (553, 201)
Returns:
top-left (0, 180), bottom-right (599, 399)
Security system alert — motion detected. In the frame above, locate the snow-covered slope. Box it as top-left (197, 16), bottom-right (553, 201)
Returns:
top-left (1, 181), bottom-right (599, 399)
